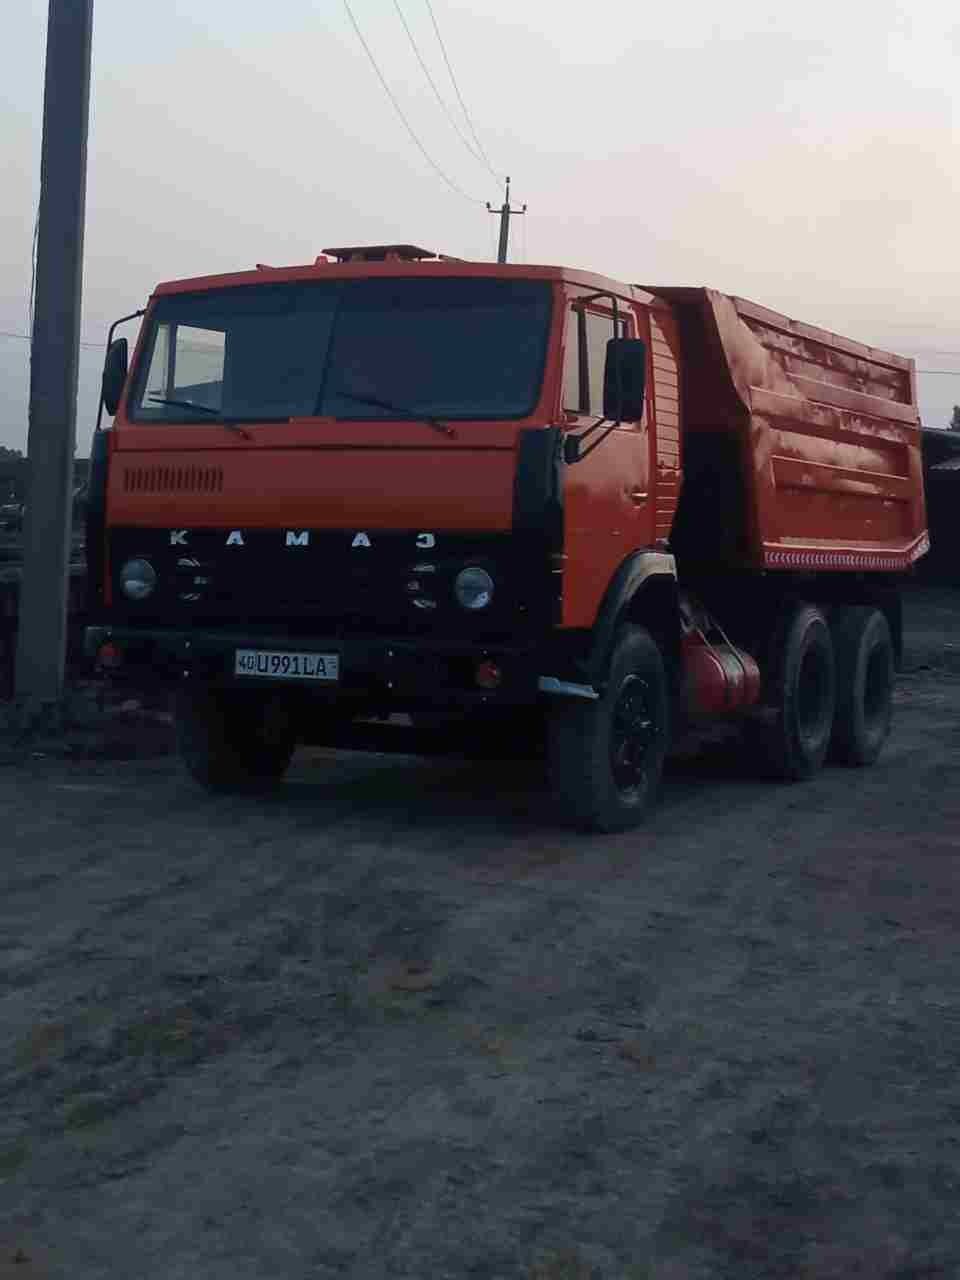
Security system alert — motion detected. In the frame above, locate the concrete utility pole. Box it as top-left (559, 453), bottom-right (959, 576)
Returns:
top-left (486, 177), bottom-right (526, 264)
top-left (14, 0), bottom-right (94, 722)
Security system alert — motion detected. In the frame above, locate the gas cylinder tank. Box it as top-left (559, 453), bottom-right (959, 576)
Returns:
top-left (680, 597), bottom-right (761, 718)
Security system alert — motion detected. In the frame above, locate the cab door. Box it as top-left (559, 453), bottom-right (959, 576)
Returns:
top-left (560, 297), bottom-right (654, 629)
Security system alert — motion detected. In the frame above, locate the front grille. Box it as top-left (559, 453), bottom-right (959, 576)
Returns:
top-left (104, 527), bottom-right (557, 636)
top-left (122, 465), bottom-right (224, 494)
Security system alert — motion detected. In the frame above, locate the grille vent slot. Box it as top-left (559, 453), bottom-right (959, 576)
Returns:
top-left (123, 466), bottom-right (224, 494)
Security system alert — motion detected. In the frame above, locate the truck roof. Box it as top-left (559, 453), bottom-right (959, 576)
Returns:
top-left (151, 258), bottom-right (659, 305)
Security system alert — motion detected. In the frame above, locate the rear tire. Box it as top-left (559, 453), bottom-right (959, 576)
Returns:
top-left (176, 687), bottom-right (296, 793)
top-left (750, 603), bottom-right (836, 781)
top-left (829, 607), bottom-right (894, 766)
top-left (547, 626), bottom-right (669, 833)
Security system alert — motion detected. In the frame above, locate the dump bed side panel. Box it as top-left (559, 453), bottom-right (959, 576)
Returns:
top-left (646, 287), bottom-right (928, 573)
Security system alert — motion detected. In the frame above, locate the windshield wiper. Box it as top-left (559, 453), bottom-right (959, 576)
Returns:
top-left (147, 396), bottom-right (253, 439)
top-left (331, 390), bottom-right (457, 439)
top-left (148, 395), bottom-right (219, 415)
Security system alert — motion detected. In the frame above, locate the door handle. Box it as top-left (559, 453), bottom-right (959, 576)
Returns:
top-left (628, 488), bottom-right (649, 503)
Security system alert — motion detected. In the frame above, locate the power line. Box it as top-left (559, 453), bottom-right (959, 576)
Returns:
top-left (28, 204), bottom-right (39, 335)
top-left (342, 0), bottom-right (482, 204)
top-left (1, 327), bottom-right (958, 374)
top-left (0, 329), bottom-right (102, 350)
top-left (27, 11), bottom-right (46, 338)
top-left (424, 0), bottom-right (499, 182)
top-left (392, 0), bottom-right (486, 172)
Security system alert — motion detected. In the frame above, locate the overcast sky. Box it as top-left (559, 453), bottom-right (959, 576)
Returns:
top-left (2, 0), bottom-right (959, 453)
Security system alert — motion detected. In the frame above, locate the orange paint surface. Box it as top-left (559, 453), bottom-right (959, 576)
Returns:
top-left (645, 285), bottom-right (926, 572)
top-left (107, 442), bottom-right (516, 532)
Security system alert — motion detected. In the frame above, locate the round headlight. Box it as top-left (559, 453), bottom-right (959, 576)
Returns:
top-left (120, 557), bottom-right (157, 601)
top-left (454, 566), bottom-right (494, 611)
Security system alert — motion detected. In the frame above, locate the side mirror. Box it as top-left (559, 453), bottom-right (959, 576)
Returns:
top-left (101, 338), bottom-right (128, 417)
top-left (602, 338), bottom-right (647, 423)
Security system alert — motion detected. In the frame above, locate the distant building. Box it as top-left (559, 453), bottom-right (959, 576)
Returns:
top-left (920, 428), bottom-right (960, 584)
top-left (0, 456), bottom-right (89, 504)
top-left (0, 456), bottom-right (90, 534)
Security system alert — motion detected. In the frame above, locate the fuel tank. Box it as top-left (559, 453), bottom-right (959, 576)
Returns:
top-left (680, 596), bottom-right (760, 718)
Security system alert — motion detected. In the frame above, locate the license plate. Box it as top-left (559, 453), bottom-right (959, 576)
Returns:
top-left (234, 649), bottom-right (340, 682)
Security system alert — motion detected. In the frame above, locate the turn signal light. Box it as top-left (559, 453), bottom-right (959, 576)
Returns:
top-left (475, 660), bottom-right (502, 690)
top-left (97, 641), bottom-right (123, 668)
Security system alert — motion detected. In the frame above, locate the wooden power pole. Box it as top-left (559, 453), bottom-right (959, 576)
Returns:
top-left (14, 0), bottom-right (94, 723)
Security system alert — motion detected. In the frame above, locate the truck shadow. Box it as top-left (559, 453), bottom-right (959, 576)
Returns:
top-left (254, 736), bottom-right (777, 846)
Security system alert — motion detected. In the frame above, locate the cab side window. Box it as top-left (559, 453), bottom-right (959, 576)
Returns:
top-left (586, 311), bottom-right (615, 418)
top-left (562, 306), bottom-right (630, 416)
top-left (562, 309), bottom-right (586, 414)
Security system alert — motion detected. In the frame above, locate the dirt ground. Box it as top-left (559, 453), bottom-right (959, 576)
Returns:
top-left (2, 587), bottom-right (960, 1280)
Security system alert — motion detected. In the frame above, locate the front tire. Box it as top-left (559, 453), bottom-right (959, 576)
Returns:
top-left (176, 687), bottom-right (296, 793)
top-left (829, 606), bottom-right (894, 766)
top-left (547, 626), bottom-right (669, 833)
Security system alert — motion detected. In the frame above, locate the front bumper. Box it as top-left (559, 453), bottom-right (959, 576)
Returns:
top-left (83, 623), bottom-right (599, 709)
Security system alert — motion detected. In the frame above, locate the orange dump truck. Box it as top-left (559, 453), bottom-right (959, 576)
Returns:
top-left (84, 245), bottom-right (928, 830)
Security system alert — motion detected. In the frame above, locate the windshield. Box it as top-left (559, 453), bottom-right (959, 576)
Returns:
top-left (129, 277), bottom-right (552, 424)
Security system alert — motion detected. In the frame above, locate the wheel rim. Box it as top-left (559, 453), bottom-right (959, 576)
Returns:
top-left (609, 674), bottom-right (658, 801)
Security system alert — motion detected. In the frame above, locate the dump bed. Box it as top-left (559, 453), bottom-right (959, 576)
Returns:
top-left (647, 287), bottom-right (928, 574)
